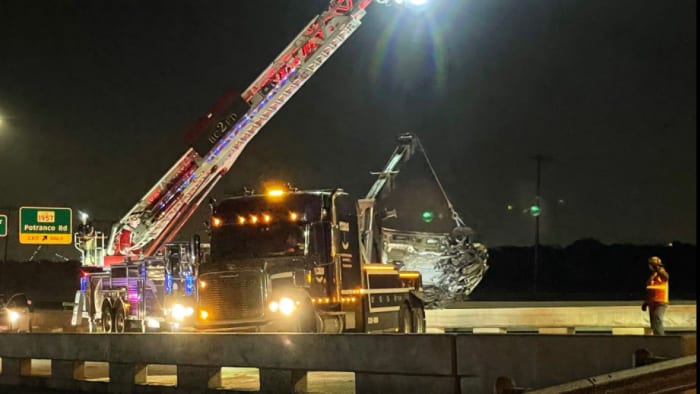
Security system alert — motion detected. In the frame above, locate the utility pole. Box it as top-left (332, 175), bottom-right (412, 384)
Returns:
top-left (1, 207), bottom-right (12, 264)
top-left (0, 207), bottom-right (12, 293)
top-left (530, 154), bottom-right (551, 296)
top-left (534, 154), bottom-right (542, 294)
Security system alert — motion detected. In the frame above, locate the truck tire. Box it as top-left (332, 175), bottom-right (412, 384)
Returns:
top-left (411, 308), bottom-right (425, 333)
top-left (298, 305), bottom-right (321, 333)
top-left (88, 319), bottom-right (98, 333)
top-left (113, 305), bottom-right (126, 333)
top-left (102, 305), bottom-right (114, 333)
top-left (399, 303), bottom-right (412, 333)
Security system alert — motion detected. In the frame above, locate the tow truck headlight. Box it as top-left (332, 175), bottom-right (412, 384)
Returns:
top-left (171, 304), bottom-right (194, 321)
top-left (8, 310), bottom-right (20, 324)
top-left (279, 297), bottom-right (296, 316)
top-left (268, 297), bottom-right (296, 316)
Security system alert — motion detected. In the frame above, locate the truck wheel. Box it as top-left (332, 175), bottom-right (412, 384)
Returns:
top-left (114, 306), bottom-right (126, 333)
top-left (314, 311), bottom-right (324, 332)
top-left (298, 306), bottom-right (320, 333)
top-left (411, 308), bottom-right (425, 333)
top-left (399, 304), bottom-right (412, 333)
top-left (102, 305), bottom-right (114, 333)
top-left (88, 319), bottom-right (98, 333)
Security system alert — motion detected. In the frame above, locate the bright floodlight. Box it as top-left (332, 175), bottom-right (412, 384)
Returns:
top-left (79, 211), bottom-right (89, 223)
top-left (409, 0), bottom-right (428, 5)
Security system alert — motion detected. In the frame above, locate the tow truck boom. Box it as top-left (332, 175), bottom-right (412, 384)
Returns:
top-left (359, 133), bottom-right (490, 306)
top-left (358, 133), bottom-right (467, 263)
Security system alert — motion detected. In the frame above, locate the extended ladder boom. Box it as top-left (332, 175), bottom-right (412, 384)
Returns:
top-left (105, 0), bottom-right (375, 261)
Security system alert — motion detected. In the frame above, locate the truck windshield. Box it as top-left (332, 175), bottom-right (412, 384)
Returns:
top-left (210, 221), bottom-right (305, 261)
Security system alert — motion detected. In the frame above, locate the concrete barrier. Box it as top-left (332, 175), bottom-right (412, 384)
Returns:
top-left (426, 303), bottom-right (697, 334)
top-left (0, 333), bottom-right (695, 393)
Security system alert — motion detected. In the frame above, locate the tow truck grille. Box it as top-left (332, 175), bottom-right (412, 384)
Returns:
top-left (199, 270), bottom-right (265, 321)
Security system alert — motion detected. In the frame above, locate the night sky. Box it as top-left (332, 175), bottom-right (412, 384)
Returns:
top-left (0, 0), bottom-right (696, 262)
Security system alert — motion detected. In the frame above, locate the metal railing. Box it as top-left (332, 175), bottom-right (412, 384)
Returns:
top-left (496, 352), bottom-right (697, 393)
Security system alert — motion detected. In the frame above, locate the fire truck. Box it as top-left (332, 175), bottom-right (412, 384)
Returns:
top-left (72, 0), bottom-right (420, 332)
top-left (71, 238), bottom-right (200, 332)
top-left (195, 133), bottom-right (488, 333)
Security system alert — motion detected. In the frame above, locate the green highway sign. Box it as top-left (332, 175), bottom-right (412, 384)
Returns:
top-left (0, 214), bottom-right (7, 237)
top-left (19, 207), bottom-right (73, 245)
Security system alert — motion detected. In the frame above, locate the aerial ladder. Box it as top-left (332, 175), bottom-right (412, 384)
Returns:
top-left (76, 0), bottom-right (404, 266)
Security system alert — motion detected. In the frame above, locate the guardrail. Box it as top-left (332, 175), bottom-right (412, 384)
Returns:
top-left (495, 353), bottom-right (697, 393)
top-left (0, 333), bottom-right (695, 393)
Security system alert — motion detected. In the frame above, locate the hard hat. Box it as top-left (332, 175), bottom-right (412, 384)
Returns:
top-left (648, 256), bottom-right (663, 266)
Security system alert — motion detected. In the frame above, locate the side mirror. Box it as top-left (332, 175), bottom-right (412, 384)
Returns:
top-left (309, 222), bottom-right (331, 259)
top-left (293, 270), bottom-right (310, 288)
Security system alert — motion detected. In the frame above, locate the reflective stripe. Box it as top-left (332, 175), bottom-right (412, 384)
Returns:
top-left (369, 306), bottom-right (400, 313)
top-left (646, 282), bottom-right (669, 304)
top-left (341, 288), bottom-right (411, 295)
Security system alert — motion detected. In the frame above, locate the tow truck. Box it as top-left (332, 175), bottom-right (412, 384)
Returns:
top-left (72, 0), bottom-right (432, 332)
top-left (195, 133), bottom-right (488, 332)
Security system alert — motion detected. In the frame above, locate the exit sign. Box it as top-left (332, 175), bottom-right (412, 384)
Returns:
top-left (19, 207), bottom-right (73, 245)
top-left (0, 214), bottom-right (6, 237)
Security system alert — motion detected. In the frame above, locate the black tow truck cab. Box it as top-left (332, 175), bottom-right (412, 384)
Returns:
top-left (195, 189), bottom-right (425, 333)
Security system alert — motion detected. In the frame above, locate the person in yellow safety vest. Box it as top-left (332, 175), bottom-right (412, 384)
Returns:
top-left (642, 256), bottom-right (669, 335)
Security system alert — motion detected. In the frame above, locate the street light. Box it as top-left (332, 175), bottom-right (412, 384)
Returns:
top-left (0, 112), bottom-right (10, 127)
top-left (0, 113), bottom-right (12, 137)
